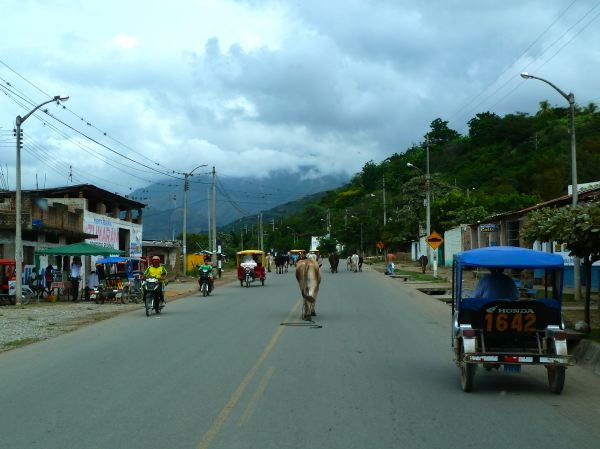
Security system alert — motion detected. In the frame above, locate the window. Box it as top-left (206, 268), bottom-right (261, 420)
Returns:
top-left (507, 221), bottom-right (519, 247)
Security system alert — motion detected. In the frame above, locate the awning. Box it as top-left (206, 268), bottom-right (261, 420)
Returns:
top-left (35, 242), bottom-right (125, 256)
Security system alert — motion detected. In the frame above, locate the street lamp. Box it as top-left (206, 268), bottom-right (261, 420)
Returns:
top-left (286, 226), bottom-right (297, 244)
top-left (350, 215), bottom-right (364, 254)
top-left (407, 149), bottom-right (433, 275)
top-left (15, 95), bottom-right (69, 304)
top-left (182, 164), bottom-right (207, 275)
top-left (520, 71), bottom-right (580, 300)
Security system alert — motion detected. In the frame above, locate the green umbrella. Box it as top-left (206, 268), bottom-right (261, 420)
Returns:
top-left (35, 242), bottom-right (125, 256)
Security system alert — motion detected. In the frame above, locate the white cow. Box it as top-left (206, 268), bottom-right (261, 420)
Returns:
top-left (295, 258), bottom-right (322, 321)
top-left (350, 253), bottom-right (360, 272)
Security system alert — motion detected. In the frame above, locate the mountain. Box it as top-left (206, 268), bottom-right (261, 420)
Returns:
top-left (135, 170), bottom-right (349, 239)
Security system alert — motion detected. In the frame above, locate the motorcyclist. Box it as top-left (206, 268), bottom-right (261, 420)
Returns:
top-left (143, 256), bottom-right (168, 306)
top-left (198, 261), bottom-right (214, 292)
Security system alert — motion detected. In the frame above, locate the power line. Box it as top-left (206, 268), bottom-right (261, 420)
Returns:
top-left (449, 0), bottom-right (579, 121)
top-left (487, 5), bottom-right (600, 113)
top-left (0, 58), bottom-right (182, 175)
top-left (454, 1), bottom-right (600, 124)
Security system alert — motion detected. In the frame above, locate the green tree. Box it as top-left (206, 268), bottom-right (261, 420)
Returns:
top-left (521, 205), bottom-right (600, 330)
top-left (425, 118), bottom-right (460, 145)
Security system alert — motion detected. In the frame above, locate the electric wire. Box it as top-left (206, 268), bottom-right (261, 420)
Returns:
top-left (0, 58), bottom-right (181, 175)
top-left (449, 0), bottom-right (579, 121)
top-left (0, 85), bottom-right (159, 187)
top-left (487, 5), bottom-right (600, 113)
top-left (454, 1), bottom-right (600, 125)
top-left (1, 83), bottom-right (180, 185)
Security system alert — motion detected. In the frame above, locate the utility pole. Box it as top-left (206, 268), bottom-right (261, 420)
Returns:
top-left (521, 71), bottom-right (580, 300)
top-left (426, 137), bottom-right (435, 277)
top-left (207, 188), bottom-right (211, 252)
top-left (258, 212), bottom-right (264, 251)
top-left (211, 166), bottom-right (217, 255)
top-left (182, 164), bottom-right (207, 276)
top-left (15, 95), bottom-right (69, 304)
top-left (382, 174), bottom-right (387, 226)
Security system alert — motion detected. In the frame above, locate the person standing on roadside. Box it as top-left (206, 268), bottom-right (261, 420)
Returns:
top-left (70, 257), bottom-right (82, 302)
top-left (386, 251), bottom-right (396, 275)
top-left (44, 264), bottom-right (54, 297)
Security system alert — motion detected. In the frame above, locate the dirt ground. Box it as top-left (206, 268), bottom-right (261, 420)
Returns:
top-left (0, 270), bottom-right (238, 353)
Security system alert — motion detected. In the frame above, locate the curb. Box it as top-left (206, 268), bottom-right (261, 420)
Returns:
top-left (572, 339), bottom-right (600, 376)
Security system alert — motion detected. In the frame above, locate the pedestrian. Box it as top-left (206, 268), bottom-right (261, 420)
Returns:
top-left (70, 257), bottom-right (82, 302)
top-left (85, 269), bottom-right (99, 301)
top-left (386, 251), bottom-right (396, 275)
top-left (44, 264), bottom-right (54, 296)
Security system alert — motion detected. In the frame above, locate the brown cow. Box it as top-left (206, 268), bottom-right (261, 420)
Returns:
top-left (295, 258), bottom-right (321, 321)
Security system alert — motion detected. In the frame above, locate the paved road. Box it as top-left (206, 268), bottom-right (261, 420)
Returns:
top-left (1, 265), bottom-right (599, 449)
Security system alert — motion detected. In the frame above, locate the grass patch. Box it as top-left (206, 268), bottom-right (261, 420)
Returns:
top-left (5, 337), bottom-right (41, 349)
top-left (392, 268), bottom-right (444, 282)
top-left (587, 328), bottom-right (600, 343)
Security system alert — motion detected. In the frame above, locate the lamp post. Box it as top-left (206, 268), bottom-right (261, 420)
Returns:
top-left (286, 226), bottom-right (297, 244)
top-left (15, 95), bottom-right (69, 304)
top-left (407, 145), bottom-right (432, 274)
top-left (182, 164), bottom-right (207, 276)
top-left (350, 215), bottom-right (364, 254)
top-left (520, 72), bottom-right (580, 300)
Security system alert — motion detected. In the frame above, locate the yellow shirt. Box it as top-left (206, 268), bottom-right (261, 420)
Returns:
top-left (145, 265), bottom-right (167, 282)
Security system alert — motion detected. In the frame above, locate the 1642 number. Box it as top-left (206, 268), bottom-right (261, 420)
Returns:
top-left (484, 313), bottom-right (536, 332)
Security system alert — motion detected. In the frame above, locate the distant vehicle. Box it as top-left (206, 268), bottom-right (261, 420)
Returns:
top-left (142, 276), bottom-right (162, 316)
top-left (236, 250), bottom-right (266, 287)
top-left (289, 249), bottom-right (306, 266)
top-left (452, 246), bottom-right (575, 394)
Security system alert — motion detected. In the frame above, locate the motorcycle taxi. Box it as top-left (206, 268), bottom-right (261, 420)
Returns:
top-left (236, 250), bottom-right (266, 287)
top-left (0, 259), bottom-right (34, 305)
top-left (452, 246), bottom-right (575, 393)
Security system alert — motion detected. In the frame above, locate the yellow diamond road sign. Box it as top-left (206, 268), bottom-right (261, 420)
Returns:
top-left (426, 231), bottom-right (444, 250)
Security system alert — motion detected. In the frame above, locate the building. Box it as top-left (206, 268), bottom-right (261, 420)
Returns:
top-left (0, 184), bottom-right (145, 277)
top-left (142, 239), bottom-right (181, 273)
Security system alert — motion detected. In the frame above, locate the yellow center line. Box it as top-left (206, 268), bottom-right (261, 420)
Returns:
top-left (196, 298), bottom-right (301, 449)
top-left (237, 366), bottom-right (276, 427)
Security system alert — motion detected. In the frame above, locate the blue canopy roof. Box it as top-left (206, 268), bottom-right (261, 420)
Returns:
top-left (454, 246), bottom-right (564, 269)
top-left (96, 256), bottom-right (131, 264)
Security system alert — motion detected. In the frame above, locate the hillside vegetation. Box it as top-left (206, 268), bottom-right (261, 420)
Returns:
top-left (212, 103), bottom-right (600, 257)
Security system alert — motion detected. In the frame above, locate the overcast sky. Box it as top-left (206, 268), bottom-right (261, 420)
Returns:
top-left (1, 0), bottom-right (599, 196)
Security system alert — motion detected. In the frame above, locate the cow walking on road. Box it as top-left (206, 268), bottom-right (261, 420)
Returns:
top-left (295, 258), bottom-right (321, 321)
top-left (328, 254), bottom-right (339, 273)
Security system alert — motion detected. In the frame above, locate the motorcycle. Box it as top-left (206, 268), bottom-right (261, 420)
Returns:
top-left (243, 266), bottom-right (254, 288)
top-left (198, 267), bottom-right (213, 297)
top-left (142, 276), bottom-right (162, 316)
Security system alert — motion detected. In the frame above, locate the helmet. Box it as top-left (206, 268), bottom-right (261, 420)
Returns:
top-left (152, 256), bottom-right (160, 262)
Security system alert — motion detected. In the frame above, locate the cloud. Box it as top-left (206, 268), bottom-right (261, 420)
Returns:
top-left (110, 33), bottom-right (138, 49)
top-left (1, 0), bottom-right (599, 195)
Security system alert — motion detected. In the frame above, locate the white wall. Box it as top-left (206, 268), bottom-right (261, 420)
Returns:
top-left (444, 226), bottom-right (464, 267)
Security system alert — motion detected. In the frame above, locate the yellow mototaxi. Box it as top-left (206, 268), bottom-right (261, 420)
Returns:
top-left (236, 250), bottom-right (266, 287)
